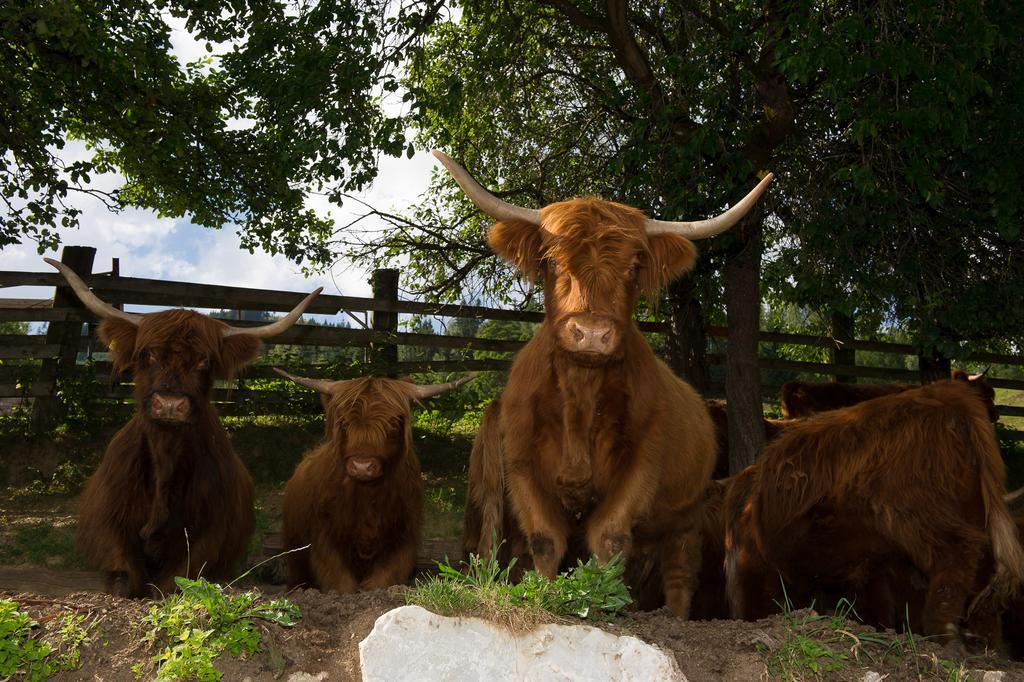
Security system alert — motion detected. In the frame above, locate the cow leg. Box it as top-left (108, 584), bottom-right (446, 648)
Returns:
top-left (359, 542), bottom-right (417, 591)
top-left (659, 524), bottom-right (703, 619)
top-left (505, 466), bottom-right (570, 579)
top-left (311, 541), bottom-right (358, 593)
top-left (920, 543), bottom-right (984, 643)
top-left (584, 451), bottom-right (662, 566)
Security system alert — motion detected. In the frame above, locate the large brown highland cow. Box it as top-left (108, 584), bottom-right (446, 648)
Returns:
top-left (277, 369), bottom-right (471, 592)
top-left (438, 149), bottom-right (773, 617)
top-left (47, 258), bottom-right (320, 597)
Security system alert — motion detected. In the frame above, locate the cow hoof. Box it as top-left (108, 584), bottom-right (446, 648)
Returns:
top-left (109, 572), bottom-right (132, 598)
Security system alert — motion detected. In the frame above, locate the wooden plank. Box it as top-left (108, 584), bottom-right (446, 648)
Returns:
top-left (0, 567), bottom-right (107, 596)
top-left (0, 334), bottom-right (47, 345)
top-left (0, 345), bottom-right (60, 360)
top-left (0, 308), bottom-right (87, 323)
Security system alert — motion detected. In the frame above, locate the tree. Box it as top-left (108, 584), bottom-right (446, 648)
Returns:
top-left (345, 0), bottom-right (1024, 471)
top-left (357, 0), bottom-right (798, 471)
top-left (1, 0), bottom-right (441, 265)
top-left (765, 0), bottom-right (1024, 372)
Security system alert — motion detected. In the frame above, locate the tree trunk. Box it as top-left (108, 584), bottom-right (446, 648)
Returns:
top-left (919, 348), bottom-right (951, 384)
top-left (725, 214), bottom-right (765, 475)
top-left (665, 273), bottom-right (709, 394)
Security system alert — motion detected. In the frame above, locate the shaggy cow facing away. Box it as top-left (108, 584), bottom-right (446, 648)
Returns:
top-left (47, 258), bottom-right (321, 597)
top-left (437, 149), bottom-right (773, 617)
top-left (277, 369), bottom-right (472, 592)
top-left (725, 378), bottom-right (1024, 645)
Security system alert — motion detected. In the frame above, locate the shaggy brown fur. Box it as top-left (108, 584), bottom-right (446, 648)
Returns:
top-left (282, 377), bottom-right (430, 592)
top-left (462, 400), bottom-right (532, 576)
top-left (76, 311), bottom-right (260, 597)
top-left (724, 380), bottom-right (1024, 645)
top-left (481, 197), bottom-right (717, 617)
top-left (780, 370), bottom-right (998, 422)
top-left (705, 400), bottom-right (794, 477)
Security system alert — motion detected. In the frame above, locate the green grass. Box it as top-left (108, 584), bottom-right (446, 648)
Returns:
top-left (407, 543), bottom-right (632, 627)
top-left (762, 586), bottom-right (980, 681)
top-left (0, 522), bottom-right (81, 569)
top-left (135, 576), bottom-right (301, 681)
top-left (0, 599), bottom-right (92, 681)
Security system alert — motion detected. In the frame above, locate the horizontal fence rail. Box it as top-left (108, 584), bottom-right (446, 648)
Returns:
top-left (0, 247), bottom-right (1021, 440)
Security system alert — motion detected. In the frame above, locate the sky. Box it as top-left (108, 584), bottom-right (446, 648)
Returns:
top-left (0, 13), bottom-right (436, 312)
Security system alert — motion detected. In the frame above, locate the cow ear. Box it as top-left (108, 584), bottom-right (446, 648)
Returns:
top-left (218, 334), bottom-right (262, 378)
top-left (488, 220), bottom-right (543, 278)
top-left (640, 234), bottom-right (698, 297)
top-left (98, 318), bottom-right (138, 375)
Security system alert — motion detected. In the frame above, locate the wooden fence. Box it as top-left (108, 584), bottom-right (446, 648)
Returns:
top-left (1, 246), bottom-right (1022, 437)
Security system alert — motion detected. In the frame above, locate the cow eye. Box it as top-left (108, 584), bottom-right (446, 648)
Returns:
top-left (629, 263), bottom-right (641, 280)
top-left (197, 357), bottom-right (210, 371)
top-left (548, 260), bottom-right (563, 276)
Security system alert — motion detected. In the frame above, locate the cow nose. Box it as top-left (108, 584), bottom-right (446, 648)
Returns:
top-left (150, 393), bottom-right (191, 423)
top-left (565, 318), bottom-right (617, 354)
top-left (347, 457), bottom-right (382, 481)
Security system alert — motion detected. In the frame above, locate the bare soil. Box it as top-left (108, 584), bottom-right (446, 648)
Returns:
top-left (6, 586), bottom-right (1024, 682)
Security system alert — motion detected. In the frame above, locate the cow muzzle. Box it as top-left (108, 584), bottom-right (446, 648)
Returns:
top-left (558, 314), bottom-right (620, 360)
top-left (146, 392), bottom-right (192, 424)
top-left (346, 457), bottom-right (383, 481)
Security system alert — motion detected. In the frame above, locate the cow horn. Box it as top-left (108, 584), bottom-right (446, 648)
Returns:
top-left (409, 373), bottom-right (476, 401)
top-left (644, 173), bottom-right (775, 239)
top-left (969, 367), bottom-right (991, 381)
top-left (223, 288), bottom-right (323, 338)
top-left (1005, 485), bottom-right (1024, 505)
top-left (45, 257), bottom-right (144, 325)
top-left (431, 150), bottom-right (542, 225)
top-left (273, 367), bottom-right (338, 394)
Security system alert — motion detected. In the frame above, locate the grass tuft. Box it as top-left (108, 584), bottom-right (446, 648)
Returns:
top-left (407, 541), bottom-right (632, 630)
top-left (0, 598), bottom-right (92, 681)
top-left (134, 576), bottom-right (301, 681)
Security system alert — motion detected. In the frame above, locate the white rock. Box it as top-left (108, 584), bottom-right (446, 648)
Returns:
top-left (286, 673), bottom-right (328, 681)
top-left (359, 605), bottom-right (686, 682)
top-left (861, 673), bottom-right (884, 682)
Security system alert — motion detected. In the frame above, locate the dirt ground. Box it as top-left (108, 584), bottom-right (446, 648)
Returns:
top-left (6, 585), bottom-right (1024, 682)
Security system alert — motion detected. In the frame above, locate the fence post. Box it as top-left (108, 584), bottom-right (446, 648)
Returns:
top-left (370, 268), bottom-right (400, 377)
top-left (31, 245), bottom-right (96, 432)
top-left (830, 311), bottom-right (856, 383)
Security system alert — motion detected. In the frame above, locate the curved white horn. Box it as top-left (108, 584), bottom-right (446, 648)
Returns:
top-left (645, 173), bottom-right (775, 239)
top-left (409, 373), bottom-right (476, 401)
top-left (1005, 485), bottom-right (1024, 505)
top-left (223, 288), bottom-right (323, 338)
top-left (45, 257), bottom-right (143, 325)
top-left (432, 150), bottom-right (541, 225)
top-left (273, 367), bottom-right (338, 394)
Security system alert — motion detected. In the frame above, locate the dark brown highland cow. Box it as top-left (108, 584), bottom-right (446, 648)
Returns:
top-left (780, 369), bottom-right (997, 421)
top-left (277, 369), bottom-right (472, 592)
top-left (47, 258), bottom-right (320, 597)
top-left (724, 379), bottom-right (1024, 645)
top-left (438, 149), bottom-right (773, 617)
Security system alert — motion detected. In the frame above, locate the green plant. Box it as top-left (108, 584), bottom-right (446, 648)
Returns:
top-left (408, 542), bottom-right (632, 624)
top-left (0, 522), bottom-right (81, 569)
top-left (0, 598), bottom-right (53, 680)
top-left (137, 577), bottom-right (301, 681)
top-left (0, 599), bottom-right (90, 680)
